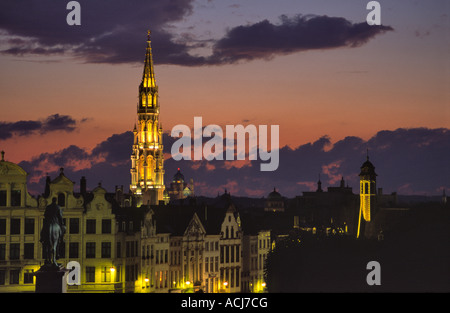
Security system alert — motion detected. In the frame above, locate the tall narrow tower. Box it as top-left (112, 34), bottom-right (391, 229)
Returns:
top-left (357, 152), bottom-right (377, 238)
top-left (130, 31), bottom-right (165, 206)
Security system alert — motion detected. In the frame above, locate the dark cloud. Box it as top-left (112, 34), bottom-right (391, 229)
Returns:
top-left (0, 1), bottom-right (393, 66)
top-left (0, 114), bottom-right (78, 140)
top-left (41, 114), bottom-right (77, 132)
top-left (167, 127), bottom-right (448, 198)
top-left (18, 128), bottom-right (449, 199)
top-left (208, 15), bottom-right (393, 64)
top-left (91, 131), bottom-right (133, 164)
top-left (0, 0), bottom-right (201, 65)
top-left (19, 132), bottom-right (133, 194)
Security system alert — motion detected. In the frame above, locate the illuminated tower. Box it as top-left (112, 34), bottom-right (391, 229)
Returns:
top-left (357, 152), bottom-right (377, 238)
top-left (130, 31), bottom-right (165, 206)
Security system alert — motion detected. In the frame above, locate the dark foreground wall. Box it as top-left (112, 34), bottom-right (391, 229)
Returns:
top-left (265, 206), bottom-right (450, 293)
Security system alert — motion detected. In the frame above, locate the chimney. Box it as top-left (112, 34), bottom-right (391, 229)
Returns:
top-left (80, 176), bottom-right (87, 196)
top-left (44, 175), bottom-right (51, 197)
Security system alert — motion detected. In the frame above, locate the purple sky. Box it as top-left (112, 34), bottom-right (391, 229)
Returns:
top-left (0, 0), bottom-right (449, 197)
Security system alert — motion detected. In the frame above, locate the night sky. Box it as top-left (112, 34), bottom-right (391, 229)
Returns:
top-left (0, 0), bottom-right (448, 197)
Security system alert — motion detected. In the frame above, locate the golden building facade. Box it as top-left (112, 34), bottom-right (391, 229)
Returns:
top-left (0, 152), bottom-right (39, 292)
top-left (0, 159), bottom-right (141, 293)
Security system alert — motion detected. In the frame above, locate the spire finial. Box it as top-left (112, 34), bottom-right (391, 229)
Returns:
top-left (366, 148), bottom-right (369, 160)
top-left (1, 151), bottom-right (4, 161)
top-left (147, 30), bottom-right (151, 42)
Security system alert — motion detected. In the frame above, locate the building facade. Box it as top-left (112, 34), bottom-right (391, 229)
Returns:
top-left (0, 160), bottom-right (143, 292)
top-left (0, 153), bottom-right (39, 292)
top-left (242, 230), bottom-right (270, 293)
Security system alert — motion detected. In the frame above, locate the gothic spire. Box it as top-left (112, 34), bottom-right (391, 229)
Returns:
top-left (141, 30), bottom-right (156, 89)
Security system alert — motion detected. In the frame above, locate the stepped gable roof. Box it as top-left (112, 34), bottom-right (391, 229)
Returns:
top-left (151, 204), bottom-right (198, 236)
top-left (151, 192), bottom-right (237, 236)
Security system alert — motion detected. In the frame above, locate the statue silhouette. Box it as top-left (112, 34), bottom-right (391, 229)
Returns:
top-left (40, 198), bottom-right (66, 268)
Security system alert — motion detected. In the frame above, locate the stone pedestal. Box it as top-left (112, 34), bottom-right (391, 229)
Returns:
top-left (34, 265), bottom-right (69, 293)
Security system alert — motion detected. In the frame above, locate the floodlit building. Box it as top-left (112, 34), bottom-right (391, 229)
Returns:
top-left (0, 33), bottom-right (273, 294)
top-left (0, 157), bottom-right (140, 292)
top-left (242, 230), bottom-right (270, 293)
top-left (130, 31), bottom-right (165, 206)
top-left (0, 152), bottom-right (39, 292)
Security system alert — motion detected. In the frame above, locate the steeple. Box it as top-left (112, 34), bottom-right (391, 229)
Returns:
top-left (130, 31), bottom-right (165, 206)
top-left (316, 174), bottom-right (323, 192)
top-left (137, 30), bottom-right (158, 112)
top-left (141, 30), bottom-right (156, 89)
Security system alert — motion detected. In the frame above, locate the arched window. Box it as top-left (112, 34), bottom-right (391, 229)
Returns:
top-left (58, 193), bottom-right (65, 207)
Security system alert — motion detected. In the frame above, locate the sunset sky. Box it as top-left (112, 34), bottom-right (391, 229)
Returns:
top-left (0, 0), bottom-right (449, 197)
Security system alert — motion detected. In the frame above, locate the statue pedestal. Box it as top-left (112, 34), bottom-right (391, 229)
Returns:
top-left (34, 265), bottom-right (69, 293)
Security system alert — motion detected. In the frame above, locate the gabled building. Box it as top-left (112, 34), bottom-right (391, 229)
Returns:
top-left (0, 152), bottom-right (39, 292)
top-left (40, 169), bottom-right (145, 293)
top-left (147, 195), bottom-right (244, 293)
top-left (0, 156), bottom-right (143, 292)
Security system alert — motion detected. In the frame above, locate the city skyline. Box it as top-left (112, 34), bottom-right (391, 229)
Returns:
top-left (0, 0), bottom-right (449, 197)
